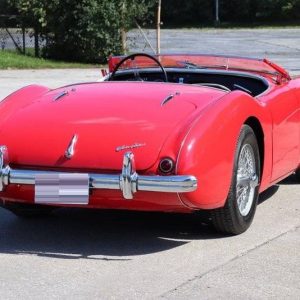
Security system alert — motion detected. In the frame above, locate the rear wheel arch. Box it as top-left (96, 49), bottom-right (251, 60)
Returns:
top-left (177, 94), bottom-right (269, 209)
top-left (211, 124), bottom-right (261, 234)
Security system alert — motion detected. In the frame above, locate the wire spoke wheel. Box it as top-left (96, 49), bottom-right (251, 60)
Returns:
top-left (211, 125), bottom-right (260, 235)
top-left (236, 144), bottom-right (258, 216)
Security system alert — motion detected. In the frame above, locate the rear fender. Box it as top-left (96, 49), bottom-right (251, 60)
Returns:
top-left (289, 77), bottom-right (300, 168)
top-left (0, 85), bottom-right (49, 125)
top-left (176, 91), bottom-right (272, 209)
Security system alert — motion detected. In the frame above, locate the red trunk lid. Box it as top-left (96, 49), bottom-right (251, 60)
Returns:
top-left (0, 82), bottom-right (224, 171)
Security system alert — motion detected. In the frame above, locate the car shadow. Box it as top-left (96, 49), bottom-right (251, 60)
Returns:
top-left (258, 185), bottom-right (280, 205)
top-left (258, 172), bottom-right (299, 204)
top-left (0, 207), bottom-right (223, 260)
top-left (277, 173), bottom-right (298, 185)
top-left (0, 175), bottom-right (287, 260)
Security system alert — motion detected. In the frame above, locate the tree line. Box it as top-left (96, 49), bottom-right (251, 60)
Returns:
top-left (0, 0), bottom-right (299, 63)
top-left (162, 0), bottom-right (300, 26)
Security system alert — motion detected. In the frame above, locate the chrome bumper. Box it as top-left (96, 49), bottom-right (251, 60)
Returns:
top-left (0, 146), bottom-right (197, 200)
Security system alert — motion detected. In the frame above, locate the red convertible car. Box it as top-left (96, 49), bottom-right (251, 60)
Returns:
top-left (0, 53), bottom-right (299, 235)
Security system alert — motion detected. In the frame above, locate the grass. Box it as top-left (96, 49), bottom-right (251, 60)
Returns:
top-left (0, 49), bottom-right (98, 69)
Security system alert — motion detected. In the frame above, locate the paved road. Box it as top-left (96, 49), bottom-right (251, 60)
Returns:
top-left (129, 28), bottom-right (300, 76)
top-left (0, 29), bottom-right (300, 299)
top-left (0, 69), bottom-right (100, 100)
top-left (0, 179), bottom-right (299, 299)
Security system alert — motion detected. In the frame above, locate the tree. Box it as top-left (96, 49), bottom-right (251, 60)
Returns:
top-left (283, 0), bottom-right (300, 19)
top-left (161, 0), bottom-right (214, 26)
top-left (161, 0), bottom-right (300, 26)
top-left (220, 0), bottom-right (260, 22)
top-left (8, 0), bottom-right (156, 62)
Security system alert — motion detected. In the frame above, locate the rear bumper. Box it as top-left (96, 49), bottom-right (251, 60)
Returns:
top-left (0, 146), bottom-right (197, 200)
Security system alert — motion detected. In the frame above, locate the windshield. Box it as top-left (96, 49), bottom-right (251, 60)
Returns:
top-left (108, 54), bottom-right (290, 81)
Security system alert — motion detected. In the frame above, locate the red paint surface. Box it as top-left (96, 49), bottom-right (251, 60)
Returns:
top-left (1, 55), bottom-right (300, 212)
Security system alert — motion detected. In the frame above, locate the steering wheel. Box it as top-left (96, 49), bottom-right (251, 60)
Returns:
top-left (108, 53), bottom-right (168, 82)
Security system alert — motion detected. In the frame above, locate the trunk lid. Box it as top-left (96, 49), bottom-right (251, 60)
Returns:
top-left (0, 82), bottom-right (224, 170)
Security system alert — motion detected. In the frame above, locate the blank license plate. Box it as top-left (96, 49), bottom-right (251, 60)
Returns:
top-left (35, 173), bottom-right (89, 205)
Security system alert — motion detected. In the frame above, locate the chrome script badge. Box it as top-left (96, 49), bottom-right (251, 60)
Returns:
top-left (115, 143), bottom-right (146, 152)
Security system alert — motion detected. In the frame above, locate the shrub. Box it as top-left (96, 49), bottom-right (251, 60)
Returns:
top-left (9, 0), bottom-right (156, 63)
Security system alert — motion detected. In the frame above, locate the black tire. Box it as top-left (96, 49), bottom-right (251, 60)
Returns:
top-left (211, 125), bottom-right (261, 235)
top-left (0, 201), bottom-right (55, 218)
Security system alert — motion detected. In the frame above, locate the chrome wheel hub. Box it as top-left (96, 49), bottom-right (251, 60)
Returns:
top-left (236, 144), bottom-right (258, 216)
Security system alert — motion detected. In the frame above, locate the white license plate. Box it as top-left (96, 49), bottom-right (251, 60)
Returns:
top-left (35, 173), bottom-right (89, 205)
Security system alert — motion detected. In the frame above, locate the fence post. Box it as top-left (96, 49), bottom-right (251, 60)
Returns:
top-left (121, 1), bottom-right (127, 54)
top-left (22, 26), bottom-right (25, 54)
top-left (157, 0), bottom-right (161, 55)
top-left (34, 27), bottom-right (39, 57)
top-left (215, 0), bottom-right (220, 27)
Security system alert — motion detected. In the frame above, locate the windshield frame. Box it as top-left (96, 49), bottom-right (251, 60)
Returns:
top-left (108, 53), bottom-right (291, 83)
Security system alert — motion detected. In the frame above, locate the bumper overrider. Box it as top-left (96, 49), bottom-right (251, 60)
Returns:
top-left (0, 146), bottom-right (197, 201)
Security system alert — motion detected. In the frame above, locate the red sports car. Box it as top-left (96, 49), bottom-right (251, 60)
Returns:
top-left (0, 53), bottom-right (299, 235)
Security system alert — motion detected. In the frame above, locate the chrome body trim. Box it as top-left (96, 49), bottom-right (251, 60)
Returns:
top-left (53, 90), bottom-right (68, 101)
top-left (0, 147), bottom-right (197, 201)
top-left (115, 143), bottom-right (146, 152)
top-left (65, 134), bottom-right (78, 159)
top-left (161, 94), bottom-right (175, 106)
top-left (120, 152), bottom-right (138, 199)
top-left (0, 145), bottom-right (9, 191)
top-left (161, 92), bottom-right (180, 106)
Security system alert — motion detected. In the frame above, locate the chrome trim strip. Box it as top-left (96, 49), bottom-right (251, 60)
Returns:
top-left (161, 94), bottom-right (175, 106)
top-left (53, 90), bottom-right (68, 101)
top-left (0, 145), bottom-right (9, 191)
top-left (65, 134), bottom-right (78, 159)
top-left (115, 143), bottom-right (146, 152)
top-left (90, 174), bottom-right (120, 190)
top-left (120, 152), bottom-right (138, 199)
top-left (138, 175), bottom-right (197, 193)
top-left (0, 147), bottom-right (197, 201)
top-left (161, 92), bottom-right (180, 106)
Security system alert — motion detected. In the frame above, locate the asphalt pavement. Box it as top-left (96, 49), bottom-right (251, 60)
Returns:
top-left (0, 28), bottom-right (299, 299)
top-left (0, 180), bottom-right (299, 299)
top-left (128, 28), bottom-right (300, 76)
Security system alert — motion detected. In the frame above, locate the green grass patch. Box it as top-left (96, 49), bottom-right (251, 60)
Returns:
top-left (0, 49), bottom-right (98, 69)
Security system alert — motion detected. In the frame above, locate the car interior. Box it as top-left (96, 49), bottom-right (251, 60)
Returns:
top-left (107, 53), bottom-right (270, 97)
top-left (110, 68), bottom-right (269, 97)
